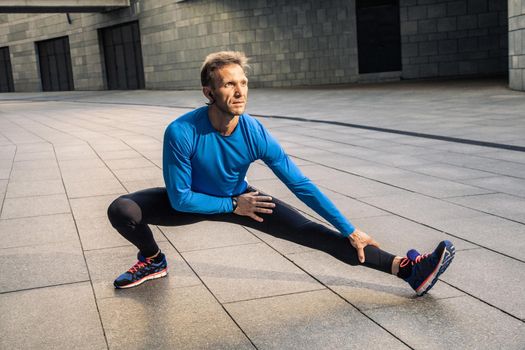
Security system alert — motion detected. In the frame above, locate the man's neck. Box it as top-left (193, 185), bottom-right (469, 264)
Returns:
top-left (208, 106), bottom-right (240, 136)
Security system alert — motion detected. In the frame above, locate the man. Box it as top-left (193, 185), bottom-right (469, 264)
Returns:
top-left (108, 51), bottom-right (455, 295)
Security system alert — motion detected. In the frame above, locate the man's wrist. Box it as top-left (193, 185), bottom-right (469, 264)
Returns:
top-left (231, 196), bottom-right (238, 212)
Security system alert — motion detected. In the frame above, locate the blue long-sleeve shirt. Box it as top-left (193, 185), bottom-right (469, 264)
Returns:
top-left (162, 106), bottom-right (355, 237)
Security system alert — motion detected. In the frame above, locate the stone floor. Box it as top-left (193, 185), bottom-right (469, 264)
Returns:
top-left (0, 78), bottom-right (524, 349)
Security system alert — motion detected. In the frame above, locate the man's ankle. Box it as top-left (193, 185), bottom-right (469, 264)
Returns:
top-left (391, 256), bottom-right (402, 275)
top-left (147, 249), bottom-right (161, 260)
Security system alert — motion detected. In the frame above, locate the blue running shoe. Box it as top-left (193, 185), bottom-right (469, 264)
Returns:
top-left (402, 240), bottom-right (455, 296)
top-left (114, 252), bottom-right (168, 289)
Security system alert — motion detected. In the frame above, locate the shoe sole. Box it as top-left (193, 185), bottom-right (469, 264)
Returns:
top-left (114, 268), bottom-right (168, 289)
top-left (416, 241), bottom-right (455, 296)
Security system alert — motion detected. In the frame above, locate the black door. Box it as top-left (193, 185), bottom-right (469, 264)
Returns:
top-left (356, 0), bottom-right (401, 74)
top-left (100, 21), bottom-right (145, 90)
top-left (0, 46), bottom-right (14, 92)
top-left (37, 36), bottom-right (74, 91)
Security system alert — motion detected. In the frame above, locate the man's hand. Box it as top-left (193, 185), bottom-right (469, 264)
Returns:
top-left (348, 228), bottom-right (380, 263)
top-left (233, 191), bottom-right (276, 222)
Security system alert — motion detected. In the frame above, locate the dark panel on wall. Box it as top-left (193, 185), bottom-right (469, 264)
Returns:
top-left (356, 0), bottom-right (402, 74)
top-left (0, 46), bottom-right (14, 92)
top-left (100, 21), bottom-right (145, 90)
top-left (37, 36), bottom-right (74, 91)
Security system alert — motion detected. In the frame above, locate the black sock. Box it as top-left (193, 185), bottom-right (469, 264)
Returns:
top-left (152, 251), bottom-right (164, 262)
top-left (397, 258), bottom-right (413, 279)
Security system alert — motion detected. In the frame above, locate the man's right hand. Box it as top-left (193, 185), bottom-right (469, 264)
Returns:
top-left (233, 191), bottom-right (275, 222)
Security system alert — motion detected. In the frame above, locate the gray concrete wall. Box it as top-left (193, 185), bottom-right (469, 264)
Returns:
top-left (136, 0), bottom-right (359, 89)
top-left (0, 12), bottom-right (113, 91)
top-left (399, 0), bottom-right (508, 79)
top-left (509, 0), bottom-right (525, 90)
top-left (0, 0), bottom-right (514, 91)
top-left (0, 0), bottom-right (360, 91)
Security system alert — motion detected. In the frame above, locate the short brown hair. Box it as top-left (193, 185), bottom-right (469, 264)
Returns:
top-left (200, 51), bottom-right (249, 87)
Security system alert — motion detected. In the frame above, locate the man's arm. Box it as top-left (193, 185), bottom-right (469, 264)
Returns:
top-left (163, 125), bottom-right (233, 214)
top-left (258, 126), bottom-right (355, 237)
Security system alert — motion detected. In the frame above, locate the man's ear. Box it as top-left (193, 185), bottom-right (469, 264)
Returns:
top-left (203, 86), bottom-right (213, 101)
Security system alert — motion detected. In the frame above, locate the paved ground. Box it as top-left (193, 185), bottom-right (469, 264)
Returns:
top-left (0, 78), bottom-right (524, 349)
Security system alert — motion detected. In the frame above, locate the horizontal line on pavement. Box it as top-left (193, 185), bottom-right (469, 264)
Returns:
top-left (253, 114), bottom-right (525, 153)
top-left (0, 280), bottom-right (91, 295)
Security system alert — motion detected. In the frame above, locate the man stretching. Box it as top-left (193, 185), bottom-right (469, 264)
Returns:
top-left (107, 51), bottom-right (455, 295)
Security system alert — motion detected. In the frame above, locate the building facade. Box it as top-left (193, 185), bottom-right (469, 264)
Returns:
top-left (0, 0), bottom-right (520, 92)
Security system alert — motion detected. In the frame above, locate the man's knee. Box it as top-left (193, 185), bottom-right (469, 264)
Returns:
top-left (107, 196), bottom-right (141, 228)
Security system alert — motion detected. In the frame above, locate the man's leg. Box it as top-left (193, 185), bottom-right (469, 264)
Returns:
top-left (107, 187), bottom-right (201, 288)
top-left (219, 188), bottom-right (455, 296)
top-left (214, 188), bottom-right (396, 274)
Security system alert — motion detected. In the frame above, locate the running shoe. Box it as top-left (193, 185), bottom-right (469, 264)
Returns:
top-left (114, 252), bottom-right (168, 289)
top-left (402, 240), bottom-right (455, 296)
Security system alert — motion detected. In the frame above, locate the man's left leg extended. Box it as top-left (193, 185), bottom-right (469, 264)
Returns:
top-left (223, 188), bottom-right (455, 296)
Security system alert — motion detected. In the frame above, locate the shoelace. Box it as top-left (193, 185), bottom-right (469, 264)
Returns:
top-left (128, 259), bottom-right (152, 273)
top-left (400, 250), bottom-right (430, 267)
top-left (413, 253), bottom-right (429, 264)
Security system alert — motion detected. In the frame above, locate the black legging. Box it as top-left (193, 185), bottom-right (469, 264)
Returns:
top-left (107, 187), bottom-right (396, 274)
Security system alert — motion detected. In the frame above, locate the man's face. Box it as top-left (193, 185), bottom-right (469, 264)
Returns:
top-left (207, 64), bottom-right (248, 117)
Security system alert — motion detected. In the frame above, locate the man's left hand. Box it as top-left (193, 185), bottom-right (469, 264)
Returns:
top-left (348, 228), bottom-right (380, 264)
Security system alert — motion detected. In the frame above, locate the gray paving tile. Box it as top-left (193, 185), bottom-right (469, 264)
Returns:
top-left (85, 242), bottom-right (200, 300)
top-left (458, 176), bottom-right (525, 198)
top-left (434, 215), bottom-right (525, 261)
top-left (288, 250), bottom-right (462, 311)
top-left (442, 248), bottom-right (525, 320)
top-left (477, 149), bottom-right (525, 164)
top-left (97, 149), bottom-right (142, 160)
top-left (13, 142), bottom-right (53, 153)
top-left (401, 163), bottom-right (493, 181)
top-left (14, 149), bottom-right (56, 162)
top-left (76, 216), bottom-right (166, 251)
top-left (0, 167), bottom-right (10, 179)
top-left (58, 158), bottom-right (106, 170)
top-left (0, 179), bottom-right (7, 195)
top-left (161, 219), bottom-right (260, 252)
top-left (0, 213), bottom-right (77, 249)
top-left (11, 158), bottom-right (58, 171)
top-left (423, 152), bottom-right (525, 179)
top-left (64, 177), bottom-right (126, 198)
top-left (182, 243), bottom-right (323, 303)
top-left (104, 157), bottom-right (153, 170)
top-left (249, 178), bottom-right (295, 199)
top-left (61, 166), bottom-right (115, 183)
top-left (0, 282), bottom-right (107, 350)
top-left (121, 178), bottom-right (165, 193)
top-left (0, 193), bottom-right (70, 219)
top-left (0, 241), bottom-right (88, 292)
top-left (112, 166), bottom-right (163, 182)
top-left (361, 192), bottom-right (482, 227)
top-left (246, 162), bottom-right (276, 180)
top-left (351, 215), bottom-right (476, 253)
top-left (0, 145), bottom-right (16, 159)
top-left (6, 179), bottom-right (65, 198)
top-left (366, 152), bottom-right (437, 167)
top-left (324, 188), bottom-right (398, 219)
top-left (353, 167), bottom-right (493, 198)
top-left (97, 284), bottom-right (253, 350)
top-left (317, 174), bottom-right (406, 198)
top-left (89, 141), bottom-right (131, 152)
top-left (242, 224), bottom-right (316, 256)
top-left (225, 289), bottom-right (408, 349)
top-left (9, 166), bottom-right (61, 181)
top-left (365, 296), bottom-right (525, 350)
top-left (54, 144), bottom-right (99, 161)
top-left (70, 194), bottom-right (126, 219)
top-left (446, 194), bottom-right (525, 223)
